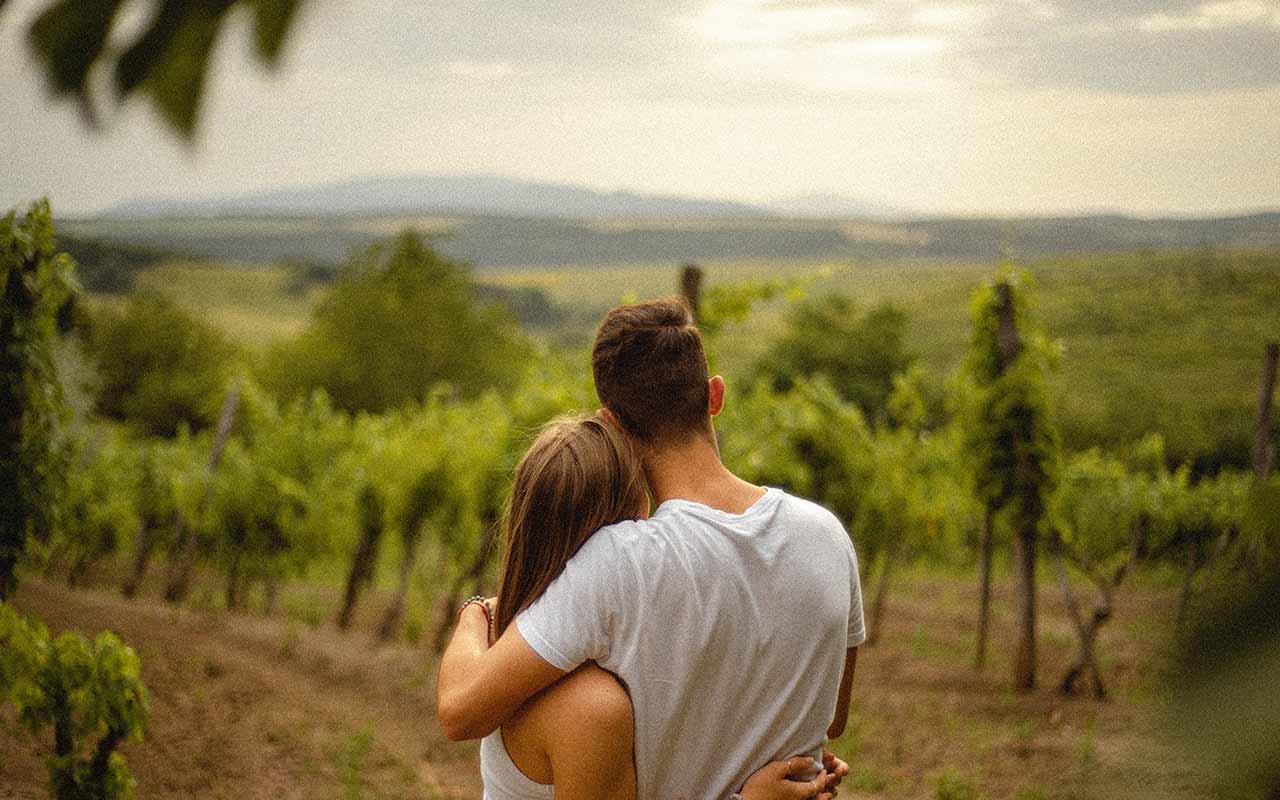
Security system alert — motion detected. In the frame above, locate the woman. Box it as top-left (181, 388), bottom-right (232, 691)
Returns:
top-left (469, 416), bottom-right (844, 800)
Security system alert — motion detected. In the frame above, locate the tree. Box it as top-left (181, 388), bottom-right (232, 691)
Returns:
top-left (264, 231), bottom-right (527, 414)
top-left (0, 605), bottom-right (149, 800)
top-left (83, 292), bottom-right (237, 437)
top-left (751, 293), bottom-right (914, 426)
top-left (1, 201), bottom-right (75, 600)
top-left (963, 270), bottom-right (1058, 690)
top-left (21, 0), bottom-right (308, 138)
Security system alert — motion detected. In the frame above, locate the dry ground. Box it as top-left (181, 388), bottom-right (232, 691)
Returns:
top-left (1, 568), bottom-right (1211, 800)
top-left (2, 579), bottom-right (476, 800)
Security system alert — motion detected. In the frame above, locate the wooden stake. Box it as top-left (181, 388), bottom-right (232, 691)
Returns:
top-left (163, 381), bottom-right (240, 603)
top-left (680, 264), bottom-right (703, 323)
top-left (1254, 341), bottom-right (1278, 482)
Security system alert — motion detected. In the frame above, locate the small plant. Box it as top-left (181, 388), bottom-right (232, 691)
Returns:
top-left (0, 603), bottom-right (149, 800)
top-left (1076, 728), bottom-right (1097, 769)
top-left (847, 765), bottom-right (889, 793)
top-left (1013, 719), bottom-right (1037, 757)
top-left (337, 726), bottom-right (375, 800)
top-left (403, 609), bottom-right (424, 645)
top-left (286, 593), bottom-right (326, 629)
top-left (281, 621), bottom-right (302, 660)
top-left (933, 769), bottom-right (988, 800)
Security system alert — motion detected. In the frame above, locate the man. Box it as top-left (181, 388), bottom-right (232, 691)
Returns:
top-left (438, 297), bottom-right (865, 799)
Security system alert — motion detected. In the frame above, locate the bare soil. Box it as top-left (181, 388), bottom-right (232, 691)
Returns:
top-left (1, 569), bottom-right (1210, 799)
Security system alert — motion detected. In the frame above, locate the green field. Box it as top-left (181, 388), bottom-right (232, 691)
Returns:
top-left (95, 248), bottom-right (1280, 469)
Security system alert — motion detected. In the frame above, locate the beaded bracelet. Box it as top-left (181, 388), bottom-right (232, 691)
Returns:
top-left (459, 595), bottom-right (494, 641)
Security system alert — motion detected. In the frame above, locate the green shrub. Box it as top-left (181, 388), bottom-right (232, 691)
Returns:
top-left (262, 231), bottom-right (527, 414)
top-left (0, 604), bottom-right (149, 800)
top-left (749, 292), bottom-right (914, 425)
top-left (82, 292), bottom-right (236, 437)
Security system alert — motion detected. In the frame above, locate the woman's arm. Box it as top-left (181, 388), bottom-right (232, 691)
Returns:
top-left (436, 603), bottom-right (566, 741)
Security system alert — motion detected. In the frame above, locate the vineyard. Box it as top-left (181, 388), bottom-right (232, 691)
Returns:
top-left (3, 200), bottom-right (1279, 800)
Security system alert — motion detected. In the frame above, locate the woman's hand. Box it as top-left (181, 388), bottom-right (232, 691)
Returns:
top-left (738, 757), bottom-right (839, 800)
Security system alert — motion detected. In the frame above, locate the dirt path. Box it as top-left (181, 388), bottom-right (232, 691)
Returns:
top-left (1, 580), bottom-right (482, 800)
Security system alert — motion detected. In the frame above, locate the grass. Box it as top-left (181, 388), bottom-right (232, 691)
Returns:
top-left (934, 770), bottom-right (989, 800)
top-left (847, 765), bottom-right (890, 793)
top-left (337, 726), bottom-right (375, 800)
top-left (87, 260), bottom-right (319, 348)
top-left (2, 556), bottom-right (1216, 800)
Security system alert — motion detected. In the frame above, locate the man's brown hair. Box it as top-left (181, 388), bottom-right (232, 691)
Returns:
top-left (592, 297), bottom-right (710, 443)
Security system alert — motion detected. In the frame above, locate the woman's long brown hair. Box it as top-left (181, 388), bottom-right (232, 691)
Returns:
top-left (494, 415), bottom-right (647, 639)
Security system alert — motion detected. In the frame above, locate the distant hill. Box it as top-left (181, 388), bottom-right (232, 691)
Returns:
top-left (62, 211), bottom-right (1280, 269)
top-left (768, 193), bottom-right (906, 220)
top-left (104, 174), bottom-right (768, 219)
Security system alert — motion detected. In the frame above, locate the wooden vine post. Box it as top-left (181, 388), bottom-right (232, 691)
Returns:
top-left (163, 382), bottom-right (240, 603)
top-left (1254, 341), bottom-right (1278, 482)
top-left (680, 263), bottom-right (703, 323)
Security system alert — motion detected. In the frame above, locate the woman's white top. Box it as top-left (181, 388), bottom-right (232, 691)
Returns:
top-left (480, 729), bottom-right (553, 800)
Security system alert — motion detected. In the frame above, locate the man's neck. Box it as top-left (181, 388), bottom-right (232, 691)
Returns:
top-left (643, 433), bottom-right (766, 515)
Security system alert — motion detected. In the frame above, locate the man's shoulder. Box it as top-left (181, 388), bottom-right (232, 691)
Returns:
top-left (773, 490), bottom-right (856, 556)
top-left (775, 489), bottom-right (846, 530)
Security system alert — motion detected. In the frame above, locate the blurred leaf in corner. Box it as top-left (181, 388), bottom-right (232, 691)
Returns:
top-left (251, 0), bottom-right (302, 64)
top-left (1171, 550), bottom-right (1280, 799)
top-left (22, 0), bottom-right (310, 140)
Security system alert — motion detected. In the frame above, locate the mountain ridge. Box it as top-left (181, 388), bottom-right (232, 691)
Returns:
top-left (103, 173), bottom-right (775, 220)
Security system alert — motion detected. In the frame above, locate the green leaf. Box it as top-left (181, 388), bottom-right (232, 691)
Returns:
top-left (116, 0), bottom-right (236, 137)
top-left (252, 0), bottom-right (301, 65)
top-left (27, 0), bottom-right (122, 97)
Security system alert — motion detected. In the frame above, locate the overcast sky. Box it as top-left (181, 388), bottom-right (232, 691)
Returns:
top-left (3, 0), bottom-right (1279, 216)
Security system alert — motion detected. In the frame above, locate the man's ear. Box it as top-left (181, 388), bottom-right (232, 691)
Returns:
top-left (708, 376), bottom-right (726, 418)
top-left (597, 407), bottom-right (623, 431)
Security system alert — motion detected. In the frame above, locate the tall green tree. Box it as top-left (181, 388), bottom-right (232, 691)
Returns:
top-left (83, 292), bottom-right (236, 437)
top-left (963, 270), bottom-right (1059, 690)
top-left (750, 293), bottom-right (914, 426)
top-left (1, 201), bottom-right (75, 600)
top-left (265, 231), bottom-right (527, 414)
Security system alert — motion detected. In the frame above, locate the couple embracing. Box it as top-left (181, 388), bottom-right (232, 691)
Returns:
top-left (437, 297), bottom-right (866, 800)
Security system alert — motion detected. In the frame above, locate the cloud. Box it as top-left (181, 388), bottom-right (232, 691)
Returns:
top-left (1138, 0), bottom-right (1280, 31)
top-left (676, 0), bottom-right (1280, 96)
top-left (3, 0), bottom-right (1279, 217)
top-left (980, 0), bottom-right (1280, 93)
top-left (684, 1), bottom-right (881, 44)
top-left (445, 61), bottom-right (513, 81)
top-left (911, 3), bottom-right (991, 29)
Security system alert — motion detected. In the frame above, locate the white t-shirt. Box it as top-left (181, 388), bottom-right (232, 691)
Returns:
top-left (516, 487), bottom-right (866, 800)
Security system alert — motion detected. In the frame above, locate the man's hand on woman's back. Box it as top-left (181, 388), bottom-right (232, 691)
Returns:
top-left (738, 754), bottom-right (847, 800)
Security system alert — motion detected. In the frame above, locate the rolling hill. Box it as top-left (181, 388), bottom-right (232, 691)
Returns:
top-left (63, 211), bottom-right (1280, 269)
top-left (103, 173), bottom-right (767, 220)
